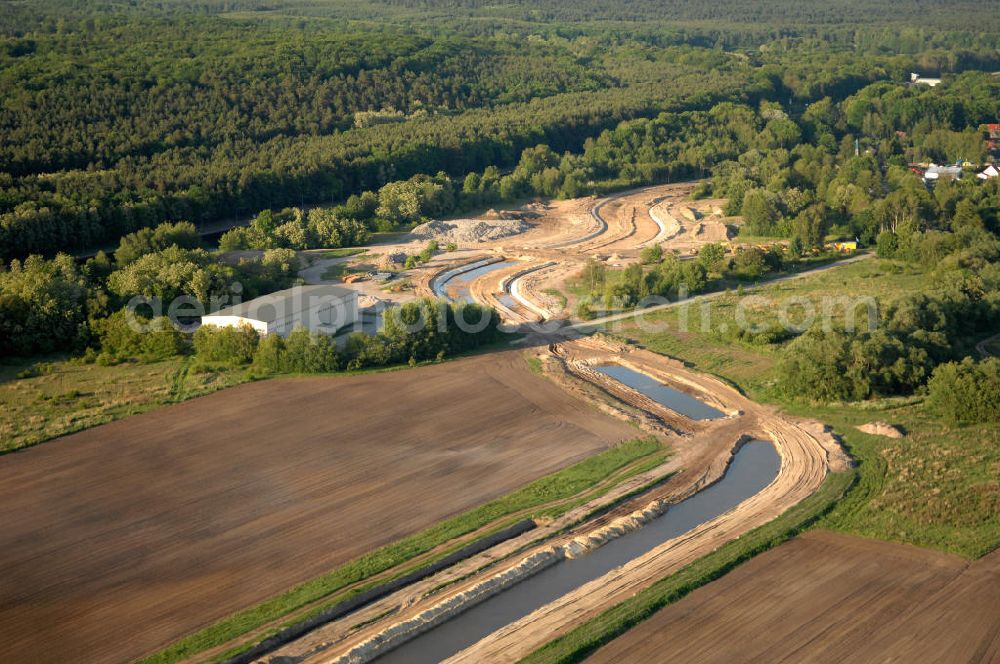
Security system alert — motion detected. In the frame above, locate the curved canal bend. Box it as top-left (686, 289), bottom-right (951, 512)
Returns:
top-left (432, 259), bottom-right (518, 303)
top-left (374, 440), bottom-right (781, 664)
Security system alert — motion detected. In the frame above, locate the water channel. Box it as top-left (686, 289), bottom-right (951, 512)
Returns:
top-left (375, 440), bottom-right (780, 663)
top-left (595, 364), bottom-right (725, 420)
top-left (433, 261), bottom-right (518, 303)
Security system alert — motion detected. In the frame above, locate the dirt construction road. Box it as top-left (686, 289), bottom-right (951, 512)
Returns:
top-left (589, 529), bottom-right (1000, 664)
top-left (0, 352), bottom-right (635, 664)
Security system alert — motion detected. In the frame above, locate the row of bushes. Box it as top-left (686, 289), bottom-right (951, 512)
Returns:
top-left (190, 298), bottom-right (504, 374)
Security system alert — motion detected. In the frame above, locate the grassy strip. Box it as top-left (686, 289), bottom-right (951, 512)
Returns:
top-left (214, 518), bottom-right (538, 664)
top-left (518, 469), bottom-right (856, 664)
top-left (534, 453), bottom-right (669, 520)
top-left (139, 437), bottom-right (663, 664)
top-left (319, 248), bottom-right (367, 258)
top-left (320, 262), bottom-right (366, 280)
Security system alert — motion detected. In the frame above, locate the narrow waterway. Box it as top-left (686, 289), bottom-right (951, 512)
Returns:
top-left (433, 260), bottom-right (517, 303)
top-left (375, 440), bottom-right (780, 664)
top-left (595, 363), bottom-right (725, 420)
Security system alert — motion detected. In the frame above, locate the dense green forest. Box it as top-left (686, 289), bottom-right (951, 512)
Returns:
top-left (2, 0), bottom-right (1000, 399)
top-left (1, 0), bottom-right (999, 259)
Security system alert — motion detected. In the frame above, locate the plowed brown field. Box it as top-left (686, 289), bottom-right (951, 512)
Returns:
top-left (589, 529), bottom-right (1000, 664)
top-left (0, 351), bottom-right (635, 664)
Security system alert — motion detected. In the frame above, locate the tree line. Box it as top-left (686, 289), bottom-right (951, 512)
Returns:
top-left (0, 223), bottom-right (300, 357)
top-left (192, 298), bottom-right (503, 373)
top-left (11, 0), bottom-right (994, 260)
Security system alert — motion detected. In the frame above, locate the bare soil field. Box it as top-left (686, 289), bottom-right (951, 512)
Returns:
top-left (589, 529), bottom-right (1000, 664)
top-left (0, 351), bottom-right (636, 664)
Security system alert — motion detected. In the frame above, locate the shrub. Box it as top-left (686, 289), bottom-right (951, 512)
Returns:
top-left (640, 244), bottom-right (663, 264)
top-left (927, 357), bottom-right (1000, 424)
top-left (252, 334), bottom-right (285, 375)
top-left (0, 254), bottom-right (88, 357)
top-left (730, 246), bottom-right (767, 280)
top-left (577, 259), bottom-right (607, 296)
top-left (343, 298), bottom-right (502, 370)
top-left (93, 309), bottom-right (185, 362)
top-left (690, 181), bottom-right (712, 199)
top-left (698, 243), bottom-right (727, 273)
top-left (115, 221), bottom-right (200, 266)
top-left (193, 324), bottom-right (259, 365)
top-left (282, 327), bottom-right (340, 373)
top-left (876, 230), bottom-right (899, 258)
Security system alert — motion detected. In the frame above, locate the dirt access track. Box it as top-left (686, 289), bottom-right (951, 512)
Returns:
top-left (0, 351), bottom-right (636, 664)
top-left (265, 337), bottom-right (848, 663)
top-left (590, 529), bottom-right (1000, 663)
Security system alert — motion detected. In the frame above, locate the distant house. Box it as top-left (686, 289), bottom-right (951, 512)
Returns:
top-left (910, 72), bottom-right (942, 87)
top-left (924, 164), bottom-right (963, 182)
top-left (200, 284), bottom-right (359, 336)
top-left (978, 164), bottom-right (999, 180)
top-left (987, 124), bottom-right (1000, 154)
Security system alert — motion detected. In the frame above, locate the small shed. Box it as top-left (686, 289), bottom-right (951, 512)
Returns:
top-left (200, 284), bottom-right (359, 336)
top-left (978, 165), bottom-right (999, 180)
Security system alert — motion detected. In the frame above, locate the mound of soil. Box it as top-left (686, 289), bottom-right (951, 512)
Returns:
top-left (376, 251), bottom-right (407, 269)
top-left (856, 421), bottom-right (905, 438)
top-left (411, 218), bottom-right (532, 244)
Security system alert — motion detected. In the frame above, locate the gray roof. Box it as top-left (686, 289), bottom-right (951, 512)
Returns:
top-left (207, 284), bottom-right (356, 322)
top-left (925, 164), bottom-right (963, 179)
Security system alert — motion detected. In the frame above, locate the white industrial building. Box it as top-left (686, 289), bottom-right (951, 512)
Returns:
top-left (924, 164), bottom-right (963, 182)
top-left (910, 72), bottom-right (942, 87)
top-left (200, 284), bottom-right (359, 336)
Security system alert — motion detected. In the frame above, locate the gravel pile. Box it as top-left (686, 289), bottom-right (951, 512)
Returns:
top-left (411, 218), bottom-right (532, 244)
top-left (376, 251), bottom-right (407, 269)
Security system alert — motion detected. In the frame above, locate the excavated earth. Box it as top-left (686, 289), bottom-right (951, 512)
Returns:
top-left (261, 336), bottom-right (849, 663)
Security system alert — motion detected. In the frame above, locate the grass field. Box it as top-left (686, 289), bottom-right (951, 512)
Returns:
top-left (612, 257), bottom-right (1000, 559)
top-left (321, 261), bottom-right (365, 280)
top-left (0, 356), bottom-right (248, 453)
